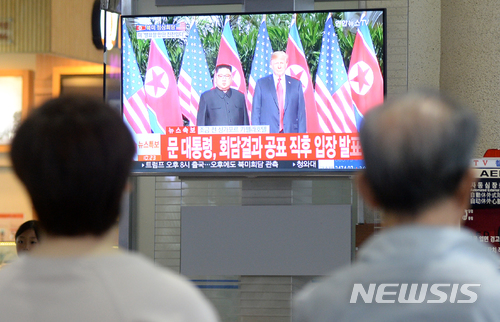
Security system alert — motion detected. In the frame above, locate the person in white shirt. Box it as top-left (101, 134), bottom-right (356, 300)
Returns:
top-left (293, 90), bottom-right (500, 322)
top-left (4, 95), bottom-right (220, 322)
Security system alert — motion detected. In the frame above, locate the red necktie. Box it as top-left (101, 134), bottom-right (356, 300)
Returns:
top-left (277, 77), bottom-right (284, 132)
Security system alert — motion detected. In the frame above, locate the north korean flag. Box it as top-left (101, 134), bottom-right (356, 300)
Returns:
top-left (145, 38), bottom-right (183, 134)
top-left (286, 15), bottom-right (321, 133)
top-left (348, 14), bottom-right (384, 128)
top-left (216, 17), bottom-right (247, 97)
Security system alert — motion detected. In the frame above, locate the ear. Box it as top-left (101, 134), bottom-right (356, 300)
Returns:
top-left (355, 172), bottom-right (380, 209)
top-left (454, 168), bottom-right (476, 210)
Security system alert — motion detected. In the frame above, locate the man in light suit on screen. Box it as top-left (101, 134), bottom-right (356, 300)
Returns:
top-left (251, 51), bottom-right (306, 133)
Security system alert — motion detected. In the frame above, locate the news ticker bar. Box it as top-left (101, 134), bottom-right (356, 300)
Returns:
top-left (132, 159), bottom-right (365, 173)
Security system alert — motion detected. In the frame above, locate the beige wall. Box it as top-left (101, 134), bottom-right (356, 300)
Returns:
top-left (0, 0), bottom-right (51, 53)
top-left (0, 54), bottom-right (36, 70)
top-left (51, 0), bottom-right (102, 63)
top-left (441, 0), bottom-right (500, 157)
top-left (0, 0), bottom-right (100, 63)
top-left (408, 0), bottom-right (440, 89)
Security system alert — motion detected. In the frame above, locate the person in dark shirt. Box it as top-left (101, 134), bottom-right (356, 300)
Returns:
top-left (197, 64), bottom-right (249, 126)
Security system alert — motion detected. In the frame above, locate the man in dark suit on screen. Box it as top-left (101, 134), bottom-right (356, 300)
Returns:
top-left (197, 64), bottom-right (249, 126)
top-left (251, 51), bottom-right (306, 133)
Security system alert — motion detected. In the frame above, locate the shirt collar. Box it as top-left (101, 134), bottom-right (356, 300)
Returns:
top-left (215, 87), bottom-right (232, 98)
top-left (273, 73), bottom-right (285, 82)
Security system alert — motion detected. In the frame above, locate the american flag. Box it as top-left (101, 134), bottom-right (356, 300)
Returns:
top-left (247, 16), bottom-right (272, 119)
top-left (178, 22), bottom-right (212, 126)
top-left (122, 24), bottom-right (151, 134)
top-left (216, 17), bottom-right (247, 96)
top-left (314, 14), bottom-right (357, 133)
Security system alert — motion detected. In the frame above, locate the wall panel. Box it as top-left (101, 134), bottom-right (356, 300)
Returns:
top-left (441, 0), bottom-right (500, 157)
top-left (51, 0), bottom-right (102, 63)
top-left (0, 0), bottom-right (50, 53)
top-left (150, 176), bottom-right (354, 322)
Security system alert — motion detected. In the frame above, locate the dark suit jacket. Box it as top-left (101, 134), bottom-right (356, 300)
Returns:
top-left (251, 75), bottom-right (306, 133)
top-left (197, 88), bottom-right (249, 126)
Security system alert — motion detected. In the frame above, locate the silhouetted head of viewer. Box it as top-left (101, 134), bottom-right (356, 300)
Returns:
top-left (5, 96), bottom-right (219, 322)
top-left (15, 220), bottom-right (41, 254)
top-left (357, 89), bottom-right (478, 226)
top-left (10, 96), bottom-right (135, 238)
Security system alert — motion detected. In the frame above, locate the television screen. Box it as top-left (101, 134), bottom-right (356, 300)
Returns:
top-left (121, 9), bottom-right (385, 175)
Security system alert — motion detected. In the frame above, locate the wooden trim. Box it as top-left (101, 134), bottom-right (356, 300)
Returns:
top-left (0, 70), bottom-right (34, 153)
top-left (52, 65), bottom-right (120, 97)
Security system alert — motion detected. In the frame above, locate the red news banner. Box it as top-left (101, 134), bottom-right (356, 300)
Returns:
top-left (464, 158), bottom-right (500, 254)
top-left (137, 126), bottom-right (363, 162)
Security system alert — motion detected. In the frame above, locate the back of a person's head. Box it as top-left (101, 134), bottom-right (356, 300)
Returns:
top-left (10, 95), bottom-right (135, 237)
top-left (359, 90), bottom-right (477, 216)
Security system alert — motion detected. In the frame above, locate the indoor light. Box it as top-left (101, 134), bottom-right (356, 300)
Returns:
top-left (101, 10), bottom-right (119, 51)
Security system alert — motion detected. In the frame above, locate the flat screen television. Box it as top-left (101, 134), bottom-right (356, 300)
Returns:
top-left (121, 9), bottom-right (386, 175)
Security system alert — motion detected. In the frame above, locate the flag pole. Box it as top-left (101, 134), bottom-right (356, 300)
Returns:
top-left (360, 11), bottom-right (367, 27)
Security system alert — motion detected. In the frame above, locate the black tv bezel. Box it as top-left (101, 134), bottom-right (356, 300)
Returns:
top-left (121, 8), bottom-right (387, 177)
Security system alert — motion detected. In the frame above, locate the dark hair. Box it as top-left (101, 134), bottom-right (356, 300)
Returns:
top-left (359, 90), bottom-right (478, 216)
top-left (10, 95), bottom-right (136, 236)
top-left (215, 64), bottom-right (232, 73)
top-left (15, 220), bottom-right (41, 240)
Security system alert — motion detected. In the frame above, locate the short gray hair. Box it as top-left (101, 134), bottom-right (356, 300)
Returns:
top-left (359, 90), bottom-right (478, 215)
